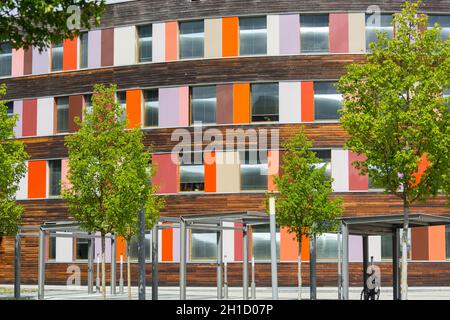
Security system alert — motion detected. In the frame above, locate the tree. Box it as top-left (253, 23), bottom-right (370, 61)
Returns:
top-left (63, 84), bottom-right (163, 299)
top-left (271, 128), bottom-right (343, 300)
top-left (1, 0), bottom-right (105, 50)
top-left (337, 0), bottom-right (450, 300)
top-left (0, 84), bottom-right (28, 237)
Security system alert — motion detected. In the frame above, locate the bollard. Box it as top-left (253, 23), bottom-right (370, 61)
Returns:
top-left (119, 254), bottom-right (124, 294)
top-left (251, 256), bottom-right (256, 299)
top-left (96, 254), bottom-right (100, 293)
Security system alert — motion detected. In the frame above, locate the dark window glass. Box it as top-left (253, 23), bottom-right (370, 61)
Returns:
top-left (0, 43), bottom-right (12, 77)
top-left (191, 230), bottom-right (218, 260)
top-left (239, 17), bottom-right (267, 55)
top-left (314, 82), bottom-right (342, 120)
top-left (84, 94), bottom-right (93, 115)
top-left (365, 14), bottom-right (393, 51)
top-left (79, 32), bottom-right (89, 68)
top-left (316, 233), bottom-right (338, 259)
top-left (56, 97), bottom-right (69, 133)
top-left (48, 237), bottom-right (56, 260)
top-left (48, 160), bottom-right (62, 197)
top-left (180, 21), bottom-right (204, 59)
top-left (144, 89), bottom-right (158, 127)
top-left (428, 15), bottom-right (450, 41)
top-left (75, 238), bottom-right (89, 260)
top-left (52, 42), bottom-right (63, 71)
top-left (138, 25), bottom-right (152, 62)
top-left (381, 234), bottom-right (393, 259)
top-left (240, 150), bottom-right (268, 191)
top-left (180, 153), bottom-right (204, 192)
top-left (128, 233), bottom-right (151, 261)
top-left (251, 83), bottom-right (279, 122)
top-left (368, 165), bottom-right (383, 190)
top-left (116, 91), bottom-right (127, 122)
top-left (252, 225), bottom-right (280, 261)
top-left (6, 101), bottom-right (14, 117)
top-left (446, 226), bottom-right (450, 259)
top-left (312, 149), bottom-right (332, 179)
top-left (300, 15), bottom-right (329, 53)
top-left (191, 86), bottom-right (216, 124)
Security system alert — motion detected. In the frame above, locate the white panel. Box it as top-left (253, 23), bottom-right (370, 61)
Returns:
top-left (13, 100), bottom-right (23, 138)
top-left (36, 98), bottom-right (54, 136)
top-left (56, 233), bottom-right (73, 262)
top-left (332, 149), bottom-right (349, 192)
top-left (368, 236), bottom-right (382, 262)
top-left (113, 26), bottom-right (137, 66)
top-left (152, 23), bottom-right (166, 63)
top-left (267, 15), bottom-right (280, 55)
top-left (279, 81), bottom-right (301, 124)
top-left (223, 221), bottom-right (235, 262)
top-left (16, 163), bottom-right (28, 200)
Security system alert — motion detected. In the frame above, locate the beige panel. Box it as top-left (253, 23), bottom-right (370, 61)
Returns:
top-left (216, 151), bottom-right (240, 192)
top-left (348, 13), bottom-right (366, 53)
top-left (204, 18), bottom-right (222, 58)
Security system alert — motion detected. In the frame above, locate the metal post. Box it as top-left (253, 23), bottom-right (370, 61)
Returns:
top-left (217, 223), bottom-right (223, 300)
top-left (180, 219), bottom-right (187, 300)
top-left (119, 254), bottom-right (124, 294)
top-left (341, 223), bottom-right (349, 300)
top-left (251, 256), bottom-right (256, 299)
top-left (269, 197), bottom-right (279, 300)
top-left (96, 254), bottom-right (100, 293)
top-left (393, 229), bottom-right (401, 300)
top-left (152, 224), bottom-right (159, 300)
top-left (87, 233), bottom-right (94, 294)
top-left (362, 236), bottom-right (369, 300)
top-left (14, 233), bottom-right (21, 299)
top-left (309, 234), bottom-right (317, 300)
top-left (224, 258), bottom-right (229, 299)
top-left (243, 224), bottom-right (249, 300)
top-left (337, 230), bottom-right (342, 300)
top-left (110, 234), bottom-right (116, 295)
top-left (38, 228), bottom-right (45, 300)
top-left (138, 209), bottom-right (146, 300)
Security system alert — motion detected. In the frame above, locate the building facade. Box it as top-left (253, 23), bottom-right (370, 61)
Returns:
top-left (0, 0), bottom-right (450, 287)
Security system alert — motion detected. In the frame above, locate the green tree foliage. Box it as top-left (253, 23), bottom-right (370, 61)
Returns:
top-left (271, 128), bottom-right (343, 299)
top-left (0, 84), bottom-right (28, 236)
top-left (0, 0), bottom-right (105, 50)
top-left (337, 0), bottom-right (450, 299)
top-left (63, 84), bottom-right (163, 299)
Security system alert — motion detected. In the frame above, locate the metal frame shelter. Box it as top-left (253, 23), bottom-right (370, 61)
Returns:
top-left (337, 213), bottom-right (450, 300)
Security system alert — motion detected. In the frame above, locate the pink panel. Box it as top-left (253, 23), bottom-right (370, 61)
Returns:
top-left (94, 232), bottom-right (111, 263)
top-left (152, 153), bottom-right (179, 194)
top-left (329, 13), bottom-right (349, 53)
top-left (268, 150), bottom-right (279, 192)
top-left (348, 151), bottom-right (368, 190)
top-left (12, 48), bottom-right (24, 77)
top-left (349, 235), bottom-right (363, 262)
top-left (61, 159), bottom-right (72, 191)
top-left (178, 86), bottom-right (189, 126)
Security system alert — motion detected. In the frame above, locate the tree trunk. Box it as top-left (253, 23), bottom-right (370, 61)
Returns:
top-left (101, 233), bottom-right (106, 300)
top-left (401, 200), bottom-right (409, 300)
top-left (127, 241), bottom-right (132, 300)
top-left (297, 235), bottom-right (302, 300)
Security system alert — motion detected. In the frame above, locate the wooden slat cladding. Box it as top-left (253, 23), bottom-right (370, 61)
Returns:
top-left (2, 55), bottom-right (366, 100)
top-left (99, 0), bottom-right (450, 29)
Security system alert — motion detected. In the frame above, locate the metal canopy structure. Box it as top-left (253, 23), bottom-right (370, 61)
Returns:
top-left (338, 213), bottom-right (450, 300)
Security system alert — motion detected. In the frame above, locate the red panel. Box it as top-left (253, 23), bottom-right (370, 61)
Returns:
top-left (22, 99), bottom-right (37, 137)
top-left (116, 236), bottom-right (126, 262)
top-left (204, 151), bottom-right (216, 192)
top-left (63, 36), bottom-right (78, 71)
top-left (348, 151), bottom-right (368, 191)
top-left (301, 82), bottom-right (314, 122)
top-left (162, 227), bottom-right (173, 262)
top-left (27, 160), bottom-right (47, 199)
top-left (234, 222), bottom-right (243, 261)
top-left (329, 13), bottom-right (349, 53)
top-left (152, 154), bottom-right (179, 194)
top-left (101, 28), bottom-right (114, 67)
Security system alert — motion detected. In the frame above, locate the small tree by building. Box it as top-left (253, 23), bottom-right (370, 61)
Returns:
top-left (271, 128), bottom-right (343, 300)
top-left (337, 0), bottom-right (450, 299)
top-left (63, 84), bottom-right (163, 299)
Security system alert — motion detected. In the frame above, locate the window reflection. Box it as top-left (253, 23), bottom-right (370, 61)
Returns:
top-left (191, 230), bottom-right (217, 260)
top-left (180, 21), bottom-right (204, 59)
top-left (239, 17), bottom-right (267, 55)
top-left (252, 225), bottom-right (280, 260)
top-left (191, 86), bottom-right (216, 124)
top-left (300, 15), bottom-right (329, 53)
top-left (240, 150), bottom-right (268, 191)
top-left (365, 14), bottom-right (393, 51)
top-left (251, 83), bottom-right (279, 122)
top-left (314, 82), bottom-right (342, 121)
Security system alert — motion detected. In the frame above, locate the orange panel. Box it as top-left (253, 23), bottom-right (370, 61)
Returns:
top-left (233, 83), bottom-right (250, 124)
top-left (301, 82), bottom-right (314, 122)
top-left (411, 153), bottom-right (430, 186)
top-left (428, 226), bottom-right (446, 260)
top-left (280, 227), bottom-right (310, 261)
top-left (165, 21), bottom-right (179, 61)
top-left (63, 36), bottom-right (78, 71)
top-left (28, 160), bottom-right (47, 198)
top-left (126, 89), bottom-right (142, 129)
top-left (162, 227), bottom-right (173, 261)
top-left (268, 150), bottom-right (279, 192)
top-left (116, 236), bottom-right (127, 262)
top-left (222, 17), bottom-right (239, 57)
top-left (204, 151), bottom-right (216, 192)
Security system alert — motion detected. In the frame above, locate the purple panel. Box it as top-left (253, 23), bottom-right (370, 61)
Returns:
top-left (172, 227), bottom-right (180, 262)
top-left (158, 87), bottom-right (180, 127)
top-left (32, 47), bottom-right (50, 74)
top-left (94, 231), bottom-right (112, 263)
top-left (349, 235), bottom-right (363, 262)
top-left (88, 30), bottom-right (102, 68)
top-left (13, 100), bottom-right (23, 138)
top-left (279, 14), bottom-right (300, 55)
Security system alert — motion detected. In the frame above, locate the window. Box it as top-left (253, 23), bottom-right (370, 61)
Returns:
top-left (314, 82), bottom-right (342, 121)
top-left (79, 32), bottom-right (88, 69)
top-left (240, 150), bottom-right (268, 191)
top-left (368, 165), bottom-right (383, 190)
top-left (179, 20), bottom-right (204, 59)
top-left (312, 149), bottom-right (331, 180)
top-left (316, 233), bottom-right (338, 259)
top-left (116, 91), bottom-right (127, 122)
top-left (143, 89), bottom-right (158, 127)
top-left (252, 224), bottom-right (280, 261)
top-left (300, 15), bottom-right (329, 53)
top-left (138, 25), bottom-right (152, 62)
top-left (365, 14), bottom-right (393, 51)
top-left (48, 160), bottom-right (62, 197)
top-left (381, 234), bottom-right (393, 260)
top-left (191, 86), bottom-right (216, 124)
top-left (446, 226), bottom-right (450, 260)
top-left (6, 101), bottom-right (14, 117)
top-left (0, 43), bottom-right (12, 77)
top-left (75, 238), bottom-right (89, 260)
top-left (56, 97), bottom-right (69, 133)
top-left (128, 233), bottom-right (152, 261)
top-left (52, 42), bottom-right (63, 71)
top-left (190, 230), bottom-right (218, 261)
top-left (48, 237), bottom-right (56, 260)
top-left (239, 17), bottom-right (267, 55)
top-left (428, 15), bottom-right (450, 41)
top-left (180, 153), bottom-right (204, 192)
top-left (84, 94), bottom-right (93, 115)
top-left (251, 83), bottom-right (279, 122)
